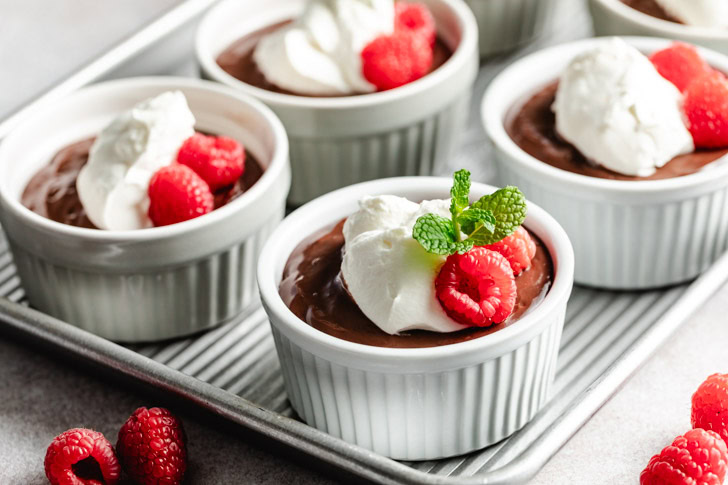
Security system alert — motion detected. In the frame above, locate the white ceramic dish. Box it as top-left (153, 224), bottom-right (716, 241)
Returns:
top-left (589, 0), bottom-right (728, 53)
top-left (196, 0), bottom-right (478, 205)
top-left (257, 176), bottom-right (574, 460)
top-left (482, 36), bottom-right (728, 289)
top-left (0, 77), bottom-right (290, 342)
top-left (464, 0), bottom-right (556, 56)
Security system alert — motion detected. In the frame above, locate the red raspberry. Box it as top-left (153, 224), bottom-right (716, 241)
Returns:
top-left (176, 133), bottom-right (245, 191)
top-left (485, 226), bottom-right (537, 276)
top-left (361, 31), bottom-right (433, 91)
top-left (640, 428), bottom-right (728, 485)
top-left (435, 247), bottom-right (516, 327)
top-left (395, 2), bottom-right (436, 47)
top-left (44, 428), bottom-right (121, 485)
top-left (148, 164), bottom-right (214, 227)
top-left (116, 407), bottom-right (187, 485)
top-left (692, 373), bottom-right (728, 446)
top-left (650, 42), bottom-right (711, 92)
top-left (683, 71), bottom-right (728, 149)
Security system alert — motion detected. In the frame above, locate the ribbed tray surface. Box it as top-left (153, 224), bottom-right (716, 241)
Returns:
top-left (0, 227), bottom-right (688, 478)
top-left (0, 0), bottom-right (679, 479)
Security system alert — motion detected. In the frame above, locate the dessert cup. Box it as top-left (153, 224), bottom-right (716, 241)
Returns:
top-left (0, 77), bottom-right (290, 342)
top-left (464, 0), bottom-right (556, 56)
top-left (196, 0), bottom-right (479, 206)
top-left (589, 0), bottom-right (728, 53)
top-left (257, 176), bottom-right (574, 460)
top-left (482, 36), bottom-right (728, 289)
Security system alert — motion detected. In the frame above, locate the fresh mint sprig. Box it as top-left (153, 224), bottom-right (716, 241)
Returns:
top-left (412, 170), bottom-right (527, 255)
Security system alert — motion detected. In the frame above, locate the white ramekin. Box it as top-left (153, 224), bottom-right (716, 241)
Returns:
top-left (196, 0), bottom-right (479, 206)
top-left (482, 36), bottom-right (728, 290)
top-left (257, 176), bottom-right (574, 460)
top-left (464, 0), bottom-right (556, 56)
top-left (588, 0), bottom-right (728, 54)
top-left (0, 77), bottom-right (290, 342)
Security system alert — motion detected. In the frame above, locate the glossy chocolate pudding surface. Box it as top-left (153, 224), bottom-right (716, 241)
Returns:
top-left (507, 82), bottom-right (728, 181)
top-left (279, 220), bottom-right (553, 349)
top-left (621, 0), bottom-right (681, 23)
top-left (216, 21), bottom-right (453, 97)
top-left (22, 137), bottom-right (264, 229)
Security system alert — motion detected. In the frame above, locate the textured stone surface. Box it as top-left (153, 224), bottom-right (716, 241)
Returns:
top-left (0, 336), bottom-right (337, 484)
top-left (532, 282), bottom-right (728, 484)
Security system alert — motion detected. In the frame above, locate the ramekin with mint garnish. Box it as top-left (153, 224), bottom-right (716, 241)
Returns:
top-left (258, 171), bottom-right (574, 459)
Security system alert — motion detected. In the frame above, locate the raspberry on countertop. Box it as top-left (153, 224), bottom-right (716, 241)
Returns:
top-left (640, 428), bottom-right (728, 485)
top-left (44, 428), bottom-right (121, 485)
top-left (116, 407), bottom-right (187, 485)
top-left (692, 373), bottom-right (728, 446)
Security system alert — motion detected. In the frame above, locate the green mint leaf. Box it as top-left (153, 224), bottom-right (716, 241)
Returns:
top-left (471, 186), bottom-right (527, 244)
top-left (453, 239), bottom-right (475, 254)
top-left (457, 208), bottom-right (496, 237)
top-left (412, 213), bottom-right (463, 255)
top-left (449, 169), bottom-right (471, 219)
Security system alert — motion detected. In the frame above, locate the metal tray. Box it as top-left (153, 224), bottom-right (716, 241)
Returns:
top-left (3, 0), bottom-right (728, 483)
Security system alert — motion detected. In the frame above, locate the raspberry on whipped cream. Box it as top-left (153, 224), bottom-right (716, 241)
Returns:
top-left (341, 174), bottom-right (533, 335)
top-left (76, 91), bottom-right (195, 230)
top-left (653, 0), bottom-right (728, 28)
top-left (341, 195), bottom-right (466, 334)
top-left (254, 0), bottom-right (395, 95)
top-left (552, 38), bottom-right (694, 177)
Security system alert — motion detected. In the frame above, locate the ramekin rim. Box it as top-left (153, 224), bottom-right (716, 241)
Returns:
top-left (591, 0), bottom-right (728, 40)
top-left (194, 0), bottom-right (478, 110)
top-left (481, 36), bottom-right (728, 194)
top-left (257, 176), bottom-right (575, 364)
top-left (0, 76), bottom-right (289, 242)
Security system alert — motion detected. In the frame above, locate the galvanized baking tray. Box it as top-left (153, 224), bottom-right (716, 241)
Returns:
top-left (3, 0), bottom-right (728, 483)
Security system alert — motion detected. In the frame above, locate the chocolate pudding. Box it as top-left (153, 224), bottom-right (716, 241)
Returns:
top-left (216, 21), bottom-right (453, 97)
top-left (22, 137), bottom-right (264, 229)
top-left (507, 82), bottom-right (728, 181)
top-left (621, 0), bottom-right (681, 23)
top-left (280, 220), bottom-right (553, 348)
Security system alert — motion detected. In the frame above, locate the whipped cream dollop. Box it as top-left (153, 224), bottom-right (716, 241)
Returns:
top-left (341, 195), bottom-right (466, 335)
top-left (654, 0), bottom-right (728, 28)
top-left (254, 0), bottom-right (394, 95)
top-left (552, 38), bottom-right (694, 177)
top-left (77, 91), bottom-right (195, 230)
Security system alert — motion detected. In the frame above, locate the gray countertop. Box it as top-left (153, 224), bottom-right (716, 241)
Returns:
top-left (3, 1), bottom-right (728, 484)
top-left (0, 336), bottom-right (336, 484)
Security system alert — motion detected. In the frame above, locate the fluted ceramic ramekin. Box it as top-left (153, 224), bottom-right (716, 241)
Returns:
top-left (464, 0), bottom-right (556, 56)
top-left (257, 176), bottom-right (574, 460)
top-left (589, 0), bottom-right (728, 54)
top-left (196, 0), bottom-right (478, 206)
top-left (482, 37), bottom-right (728, 289)
top-left (0, 77), bottom-right (290, 342)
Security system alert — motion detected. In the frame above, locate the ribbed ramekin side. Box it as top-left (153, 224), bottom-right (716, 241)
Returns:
top-left (268, 304), bottom-right (565, 460)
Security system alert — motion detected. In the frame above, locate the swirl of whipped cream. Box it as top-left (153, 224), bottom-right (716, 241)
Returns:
top-left (654, 0), bottom-right (728, 28)
top-left (77, 91), bottom-right (195, 230)
top-left (552, 38), bottom-right (694, 177)
top-left (253, 0), bottom-right (395, 96)
top-left (341, 195), bottom-right (466, 335)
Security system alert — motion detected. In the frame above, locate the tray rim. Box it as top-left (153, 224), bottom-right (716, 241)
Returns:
top-left (3, 252), bottom-right (728, 485)
top-left (2, 1), bottom-right (728, 483)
